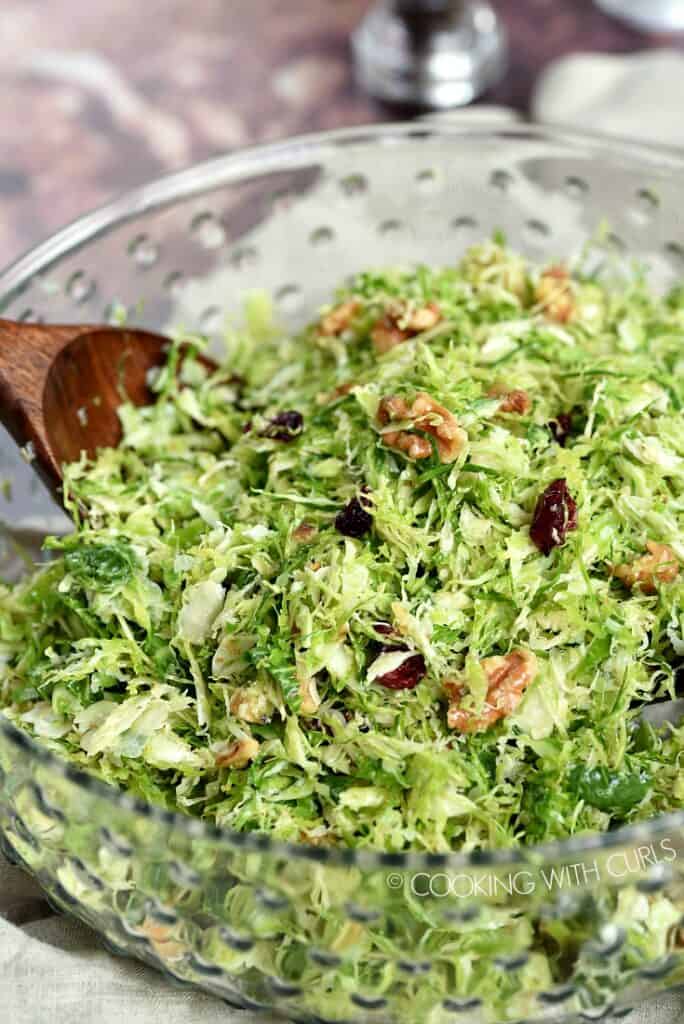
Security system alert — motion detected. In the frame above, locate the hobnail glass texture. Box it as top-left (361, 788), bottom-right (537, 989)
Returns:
top-left (1, 124), bottom-right (684, 1024)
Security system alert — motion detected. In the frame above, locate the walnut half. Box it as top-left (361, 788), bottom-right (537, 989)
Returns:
top-left (377, 392), bottom-right (467, 464)
top-left (445, 649), bottom-right (538, 733)
top-left (612, 541), bottom-right (680, 595)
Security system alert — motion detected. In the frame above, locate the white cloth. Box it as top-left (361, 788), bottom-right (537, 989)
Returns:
top-left (533, 49), bottom-right (684, 148)
top-left (5, 46), bottom-right (684, 1024)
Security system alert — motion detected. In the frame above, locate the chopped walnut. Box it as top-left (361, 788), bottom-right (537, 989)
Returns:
top-left (535, 266), bottom-right (575, 324)
top-left (297, 665), bottom-right (321, 715)
top-left (445, 649), bottom-right (538, 733)
top-left (406, 303), bottom-right (442, 332)
top-left (378, 392), bottom-right (467, 464)
top-left (319, 299), bottom-right (361, 336)
top-left (371, 317), bottom-right (408, 355)
top-left (293, 521), bottom-right (318, 544)
top-left (229, 686), bottom-right (273, 724)
top-left (215, 736), bottom-right (260, 768)
top-left (371, 301), bottom-right (442, 354)
top-left (487, 384), bottom-right (532, 415)
top-left (612, 541), bottom-right (680, 595)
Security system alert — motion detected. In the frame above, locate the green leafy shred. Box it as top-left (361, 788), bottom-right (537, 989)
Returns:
top-left (61, 541), bottom-right (136, 591)
top-left (0, 240), bottom-right (683, 854)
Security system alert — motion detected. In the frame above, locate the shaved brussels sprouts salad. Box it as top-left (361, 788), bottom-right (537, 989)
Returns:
top-left (1, 240), bottom-right (683, 855)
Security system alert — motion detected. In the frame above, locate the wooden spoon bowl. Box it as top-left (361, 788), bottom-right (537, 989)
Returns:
top-left (0, 319), bottom-right (182, 498)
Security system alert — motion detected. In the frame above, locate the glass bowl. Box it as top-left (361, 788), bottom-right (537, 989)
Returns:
top-left (1, 123), bottom-right (684, 1024)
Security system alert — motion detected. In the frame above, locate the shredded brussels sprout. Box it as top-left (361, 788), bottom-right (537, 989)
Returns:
top-left (1, 240), bottom-right (683, 855)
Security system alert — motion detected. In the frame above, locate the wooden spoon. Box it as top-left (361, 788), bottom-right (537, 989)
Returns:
top-left (0, 318), bottom-right (186, 498)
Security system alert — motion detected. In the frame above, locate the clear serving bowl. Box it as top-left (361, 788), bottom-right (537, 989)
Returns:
top-left (1, 123), bottom-right (684, 1024)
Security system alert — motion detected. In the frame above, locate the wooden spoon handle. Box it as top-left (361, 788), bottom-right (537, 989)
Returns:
top-left (0, 319), bottom-right (92, 487)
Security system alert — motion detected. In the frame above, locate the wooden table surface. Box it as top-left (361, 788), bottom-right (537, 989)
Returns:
top-left (0, 0), bottom-right (680, 268)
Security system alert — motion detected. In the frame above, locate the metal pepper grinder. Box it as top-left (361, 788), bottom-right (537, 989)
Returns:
top-left (352, 0), bottom-right (507, 109)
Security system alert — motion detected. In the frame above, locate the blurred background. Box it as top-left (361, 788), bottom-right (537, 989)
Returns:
top-left (2, 0), bottom-right (684, 272)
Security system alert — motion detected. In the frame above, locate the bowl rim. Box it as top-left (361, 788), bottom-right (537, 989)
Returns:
top-left (2, 118), bottom-right (684, 307)
top-left (1, 120), bottom-right (684, 872)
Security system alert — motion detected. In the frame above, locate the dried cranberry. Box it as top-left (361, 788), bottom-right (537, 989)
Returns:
top-left (260, 410), bottom-right (303, 442)
top-left (335, 493), bottom-right (373, 538)
top-left (369, 622), bottom-right (426, 690)
top-left (376, 653), bottom-right (426, 690)
top-left (548, 413), bottom-right (573, 447)
top-left (530, 478), bottom-right (578, 555)
top-left (374, 622), bottom-right (394, 637)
